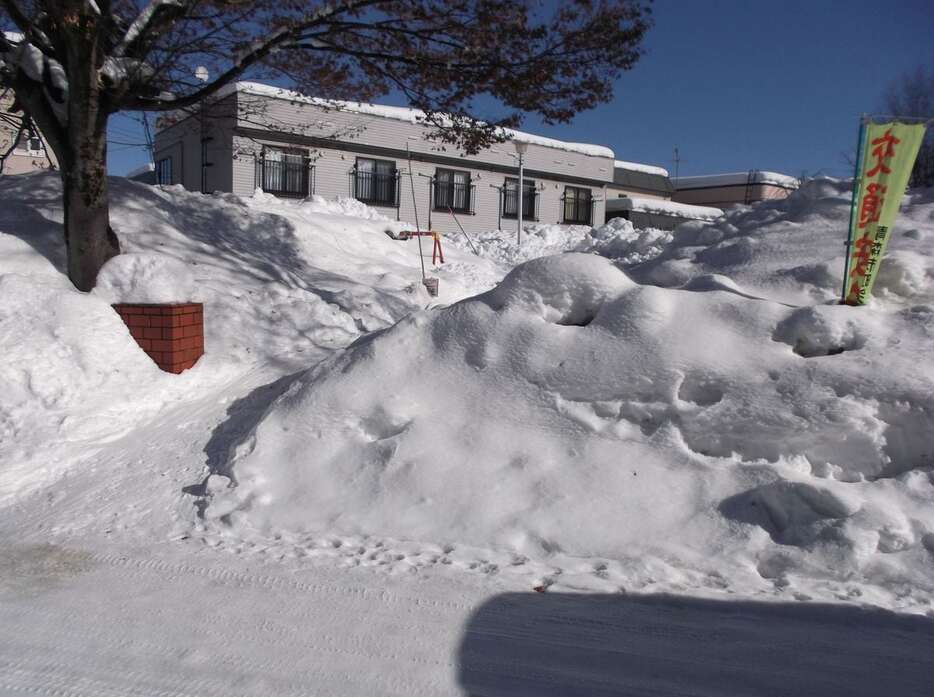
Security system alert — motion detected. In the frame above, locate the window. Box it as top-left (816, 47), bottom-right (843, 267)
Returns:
top-left (200, 138), bottom-right (213, 194)
top-left (256, 148), bottom-right (312, 198)
top-left (502, 177), bottom-right (536, 220)
top-left (562, 186), bottom-right (593, 225)
top-left (434, 168), bottom-right (472, 212)
top-left (15, 129), bottom-right (42, 155)
top-left (155, 157), bottom-right (173, 185)
top-left (354, 158), bottom-right (397, 206)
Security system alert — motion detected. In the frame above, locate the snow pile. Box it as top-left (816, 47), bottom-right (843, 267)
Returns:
top-left (93, 252), bottom-right (199, 304)
top-left (454, 223), bottom-right (593, 268)
top-left (208, 250), bottom-right (934, 611)
top-left (0, 172), bottom-right (498, 500)
top-left (629, 178), bottom-right (934, 306)
top-left (577, 217), bottom-right (673, 264)
top-left (250, 189), bottom-right (401, 224)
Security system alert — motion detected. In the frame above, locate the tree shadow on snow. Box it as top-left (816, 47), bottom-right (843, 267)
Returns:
top-left (182, 371), bottom-right (304, 515)
top-left (457, 591), bottom-right (934, 697)
top-left (0, 176), bottom-right (68, 273)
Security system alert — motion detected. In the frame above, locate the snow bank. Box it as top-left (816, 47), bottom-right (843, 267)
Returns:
top-left (629, 177), bottom-right (934, 307)
top-left (209, 251), bottom-right (934, 611)
top-left (0, 171), bottom-right (498, 500)
top-left (579, 217), bottom-right (673, 264)
top-left (455, 223), bottom-right (593, 268)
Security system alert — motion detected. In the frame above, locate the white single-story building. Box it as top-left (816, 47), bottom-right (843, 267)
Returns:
top-left (151, 82), bottom-right (621, 235)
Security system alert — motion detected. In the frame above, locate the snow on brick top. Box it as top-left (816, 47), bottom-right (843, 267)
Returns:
top-left (227, 81), bottom-right (615, 159)
top-left (674, 171), bottom-right (800, 189)
top-left (614, 160), bottom-right (670, 177)
top-left (606, 195), bottom-right (723, 221)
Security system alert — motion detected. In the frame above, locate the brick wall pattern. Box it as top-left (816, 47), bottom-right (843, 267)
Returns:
top-left (112, 303), bottom-right (204, 374)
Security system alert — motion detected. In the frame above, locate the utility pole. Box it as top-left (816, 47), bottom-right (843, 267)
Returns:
top-left (514, 140), bottom-right (528, 245)
top-left (672, 147), bottom-right (682, 184)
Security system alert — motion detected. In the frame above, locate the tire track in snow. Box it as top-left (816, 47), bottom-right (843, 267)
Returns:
top-left (85, 549), bottom-right (472, 612)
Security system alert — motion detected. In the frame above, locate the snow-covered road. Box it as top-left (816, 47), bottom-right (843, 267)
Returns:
top-left (2, 540), bottom-right (932, 696)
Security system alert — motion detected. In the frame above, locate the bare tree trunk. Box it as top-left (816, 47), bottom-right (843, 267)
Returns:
top-left (59, 30), bottom-right (119, 292)
top-left (61, 126), bottom-right (119, 291)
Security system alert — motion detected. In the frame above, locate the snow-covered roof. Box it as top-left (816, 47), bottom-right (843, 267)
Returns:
top-left (3, 31), bottom-right (23, 43)
top-left (606, 195), bottom-right (723, 221)
top-left (614, 160), bottom-right (670, 177)
top-left (125, 162), bottom-right (155, 178)
top-left (226, 82), bottom-right (616, 159)
top-left (674, 171), bottom-right (800, 189)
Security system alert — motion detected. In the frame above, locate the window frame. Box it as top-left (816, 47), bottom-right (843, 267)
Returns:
top-left (502, 177), bottom-right (537, 221)
top-left (562, 186), bottom-right (594, 225)
top-left (155, 157), bottom-right (173, 186)
top-left (433, 167), bottom-right (473, 213)
top-left (354, 157), bottom-right (398, 207)
top-left (14, 129), bottom-right (43, 156)
top-left (256, 146), bottom-right (312, 198)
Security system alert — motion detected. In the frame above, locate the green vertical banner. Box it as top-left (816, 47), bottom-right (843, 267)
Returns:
top-left (844, 121), bottom-right (927, 305)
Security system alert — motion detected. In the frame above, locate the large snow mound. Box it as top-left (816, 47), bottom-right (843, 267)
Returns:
top-left (0, 172), bottom-right (499, 501)
top-left (629, 178), bottom-right (934, 307)
top-left (209, 252), bottom-right (934, 610)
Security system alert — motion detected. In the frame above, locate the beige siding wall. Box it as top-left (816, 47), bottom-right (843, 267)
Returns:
top-left (234, 136), bottom-right (605, 234)
top-left (672, 183), bottom-right (794, 208)
top-left (153, 98), bottom-right (235, 191)
top-left (0, 91), bottom-right (57, 174)
top-left (230, 92), bottom-right (609, 233)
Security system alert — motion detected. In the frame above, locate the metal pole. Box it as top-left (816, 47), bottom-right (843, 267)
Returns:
top-left (841, 115), bottom-right (868, 304)
top-left (406, 144), bottom-right (426, 281)
top-left (517, 150), bottom-right (524, 245)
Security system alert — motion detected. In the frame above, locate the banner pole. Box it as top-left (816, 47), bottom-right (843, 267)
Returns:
top-left (841, 115), bottom-right (868, 304)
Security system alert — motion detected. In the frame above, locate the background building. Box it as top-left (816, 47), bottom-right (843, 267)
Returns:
top-left (672, 171), bottom-right (799, 208)
top-left (606, 160), bottom-right (673, 200)
top-left (1, 86), bottom-right (56, 175)
top-left (152, 82), bottom-right (617, 235)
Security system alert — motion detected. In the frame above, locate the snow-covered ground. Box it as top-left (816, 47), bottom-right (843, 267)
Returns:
top-left (1, 172), bottom-right (933, 695)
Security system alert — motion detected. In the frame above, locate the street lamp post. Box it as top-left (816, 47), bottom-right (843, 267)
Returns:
top-left (514, 140), bottom-right (528, 245)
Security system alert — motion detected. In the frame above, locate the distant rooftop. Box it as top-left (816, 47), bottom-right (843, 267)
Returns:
top-left (607, 196), bottom-right (722, 221)
top-left (614, 160), bottom-right (669, 177)
top-left (674, 171), bottom-right (799, 190)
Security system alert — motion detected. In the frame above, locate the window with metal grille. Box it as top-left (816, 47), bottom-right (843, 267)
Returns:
top-left (256, 148), bottom-right (312, 198)
top-left (155, 157), bottom-right (173, 185)
top-left (562, 186), bottom-right (593, 225)
top-left (502, 178), bottom-right (537, 220)
top-left (354, 158), bottom-right (397, 206)
top-left (434, 168), bottom-right (472, 212)
top-left (15, 128), bottom-right (42, 155)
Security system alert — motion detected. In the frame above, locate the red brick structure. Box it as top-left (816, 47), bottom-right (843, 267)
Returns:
top-left (112, 303), bottom-right (204, 374)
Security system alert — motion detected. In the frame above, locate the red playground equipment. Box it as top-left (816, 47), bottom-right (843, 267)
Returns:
top-left (397, 230), bottom-right (445, 265)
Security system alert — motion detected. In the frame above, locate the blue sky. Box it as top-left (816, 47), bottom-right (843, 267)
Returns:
top-left (107, 0), bottom-right (933, 178)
